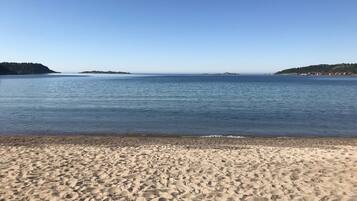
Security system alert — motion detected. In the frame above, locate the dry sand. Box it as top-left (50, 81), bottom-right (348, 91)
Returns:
top-left (0, 136), bottom-right (356, 201)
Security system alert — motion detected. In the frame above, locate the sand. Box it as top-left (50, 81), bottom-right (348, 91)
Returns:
top-left (0, 136), bottom-right (356, 201)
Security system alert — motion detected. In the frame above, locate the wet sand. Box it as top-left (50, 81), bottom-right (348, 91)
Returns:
top-left (0, 136), bottom-right (356, 200)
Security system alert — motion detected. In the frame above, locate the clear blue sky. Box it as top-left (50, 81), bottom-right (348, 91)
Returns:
top-left (1, 0), bottom-right (357, 73)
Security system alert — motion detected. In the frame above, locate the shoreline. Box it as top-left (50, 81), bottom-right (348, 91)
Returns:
top-left (2, 132), bottom-right (357, 137)
top-left (1, 134), bottom-right (357, 147)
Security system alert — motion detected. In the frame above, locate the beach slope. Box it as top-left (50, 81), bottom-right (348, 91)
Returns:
top-left (0, 136), bottom-right (356, 200)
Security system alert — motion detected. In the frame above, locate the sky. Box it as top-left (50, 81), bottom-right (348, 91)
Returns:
top-left (1, 0), bottom-right (357, 74)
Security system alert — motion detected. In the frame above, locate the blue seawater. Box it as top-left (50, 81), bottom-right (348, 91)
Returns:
top-left (1, 74), bottom-right (357, 137)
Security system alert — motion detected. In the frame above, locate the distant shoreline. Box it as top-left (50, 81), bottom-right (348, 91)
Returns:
top-left (0, 62), bottom-right (58, 75)
top-left (275, 63), bottom-right (357, 76)
top-left (80, 70), bottom-right (131, 74)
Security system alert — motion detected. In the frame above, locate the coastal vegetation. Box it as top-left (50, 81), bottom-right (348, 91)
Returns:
top-left (0, 62), bottom-right (57, 75)
top-left (276, 63), bottom-right (357, 76)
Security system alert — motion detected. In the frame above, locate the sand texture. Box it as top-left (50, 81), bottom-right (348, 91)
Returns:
top-left (0, 136), bottom-right (356, 201)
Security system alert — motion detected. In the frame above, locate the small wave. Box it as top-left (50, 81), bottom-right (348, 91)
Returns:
top-left (200, 135), bottom-right (246, 138)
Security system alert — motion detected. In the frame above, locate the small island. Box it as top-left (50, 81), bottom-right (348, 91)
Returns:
top-left (80, 70), bottom-right (130, 74)
top-left (202, 72), bottom-right (240, 76)
top-left (276, 63), bottom-right (357, 76)
top-left (0, 62), bottom-right (57, 75)
top-left (223, 72), bottom-right (240, 76)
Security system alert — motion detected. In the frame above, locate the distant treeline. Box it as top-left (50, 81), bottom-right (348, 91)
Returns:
top-left (0, 62), bottom-right (57, 75)
top-left (276, 63), bottom-right (357, 75)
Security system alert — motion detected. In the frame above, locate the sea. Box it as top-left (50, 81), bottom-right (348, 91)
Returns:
top-left (1, 74), bottom-right (357, 137)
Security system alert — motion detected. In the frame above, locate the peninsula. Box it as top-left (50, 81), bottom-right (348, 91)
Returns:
top-left (276, 63), bottom-right (357, 76)
top-left (0, 62), bottom-right (57, 75)
top-left (80, 70), bottom-right (130, 74)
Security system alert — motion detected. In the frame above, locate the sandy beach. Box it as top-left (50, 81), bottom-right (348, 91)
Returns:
top-left (0, 136), bottom-right (356, 201)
